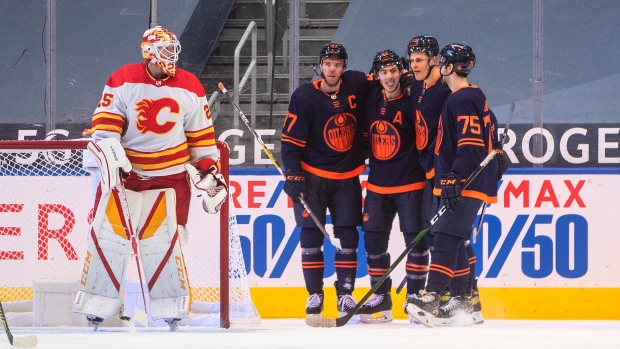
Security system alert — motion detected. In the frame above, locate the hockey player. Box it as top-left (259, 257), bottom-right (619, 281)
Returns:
top-left (73, 26), bottom-right (226, 331)
top-left (405, 44), bottom-right (499, 327)
top-left (281, 43), bottom-right (372, 319)
top-left (357, 50), bottom-right (427, 323)
top-left (404, 35), bottom-right (452, 315)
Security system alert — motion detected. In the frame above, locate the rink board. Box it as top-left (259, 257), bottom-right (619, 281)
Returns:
top-left (1, 168), bottom-right (619, 319)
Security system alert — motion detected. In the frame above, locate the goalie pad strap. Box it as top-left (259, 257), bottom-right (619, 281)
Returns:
top-left (147, 231), bottom-right (179, 291)
top-left (138, 191), bottom-right (166, 240)
top-left (90, 228), bottom-right (121, 291)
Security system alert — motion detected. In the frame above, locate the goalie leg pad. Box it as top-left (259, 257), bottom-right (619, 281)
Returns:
top-left (73, 189), bottom-right (139, 319)
top-left (134, 188), bottom-right (191, 321)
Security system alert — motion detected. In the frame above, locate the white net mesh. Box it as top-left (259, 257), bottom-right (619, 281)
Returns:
top-left (0, 140), bottom-right (259, 326)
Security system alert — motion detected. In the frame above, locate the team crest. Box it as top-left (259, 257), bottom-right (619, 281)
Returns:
top-left (415, 110), bottom-right (428, 150)
top-left (370, 120), bottom-right (400, 160)
top-left (135, 97), bottom-right (179, 134)
top-left (324, 113), bottom-right (357, 152)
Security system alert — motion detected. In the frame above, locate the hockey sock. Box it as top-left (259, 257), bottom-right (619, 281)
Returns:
top-left (367, 251), bottom-right (391, 294)
top-left (301, 246), bottom-right (324, 295)
top-left (334, 226), bottom-right (359, 294)
top-left (363, 230), bottom-right (390, 294)
top-left (404, 232), bottom-right (430, 295)
top-left (425, 233), bottom-right (466, 294)
top-left (449, 243), bottom-right (470, 296)
top-left (465, 242), bottom-right (477, 290)
top-left (300, 227), bottom-right (326, 295)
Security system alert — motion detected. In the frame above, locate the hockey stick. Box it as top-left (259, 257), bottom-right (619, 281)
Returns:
top-left (0, 301), bottom-right (37, 348)
top-left (86, 141), bottom-right (149, 329)
top-left (305, 149), bottom-right (498, 328)
top-left (218, 82), bottom-right (342, 250)
top-left (395, 102), bottom-right (516, 295)
top-left (472, 102), bottom-right (515, 243)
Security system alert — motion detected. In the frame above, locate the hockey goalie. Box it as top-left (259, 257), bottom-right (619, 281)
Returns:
top-left (73, 25), bottom-right (227, 332)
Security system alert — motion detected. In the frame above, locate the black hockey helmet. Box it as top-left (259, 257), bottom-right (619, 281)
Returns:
top-left (372, 50), bottom-right (403, 75)
top-left (407, 35), bottom-right (440, 57)
top-left (439, 43), bottom-right (476, 76)
top-left (319, 43), bottom-right (348, 67)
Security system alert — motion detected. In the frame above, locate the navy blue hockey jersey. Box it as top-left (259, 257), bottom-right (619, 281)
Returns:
top-left (281, 70), bottom-right (371, 179)
top-left (363, 85), bottom-right (426, 194)
top-left (433, 85), bottom-right (499, 203)
top-left (411, 78), bottom-right (452, 179)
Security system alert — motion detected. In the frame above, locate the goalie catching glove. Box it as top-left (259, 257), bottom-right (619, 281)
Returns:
top-left (185, 158), bottom-right (227, 214)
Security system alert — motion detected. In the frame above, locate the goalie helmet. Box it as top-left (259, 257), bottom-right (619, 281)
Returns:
top-left (372, 50), bottom-right (403, 75)
top-left (319, 43), bottom-right (348, 68)
top-left (141, 26), bottom-right (182, 76)
top-left (439, 43), bottom-right (476, 76)
top-left (407, 35), bottom-right (440, 57)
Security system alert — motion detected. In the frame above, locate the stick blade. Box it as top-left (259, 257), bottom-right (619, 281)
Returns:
top-left (133, 308), bottom-right (149, 327)
top-left (11, 335), bottom-right (37, 348)
top-left (305, 316), bottom-right (337, 328)
top-left (330, 237), bottom-right (342, 250)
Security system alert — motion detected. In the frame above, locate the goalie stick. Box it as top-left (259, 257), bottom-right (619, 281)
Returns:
top-left (305, 149), bottom-right (498, 328)
top-left (218, 82), bottom-right (342, 250)
top-left (472, 102), bottom-right (515, 243)
top-left (0, 301), bottom-right (37, 348)
top-left (394, 103), bottom-right (516, 294)
top-left (86, 141), bottom-right (149, 329)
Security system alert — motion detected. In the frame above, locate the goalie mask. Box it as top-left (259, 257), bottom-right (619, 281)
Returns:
top-left (141, 26), bottom-right (182, 76)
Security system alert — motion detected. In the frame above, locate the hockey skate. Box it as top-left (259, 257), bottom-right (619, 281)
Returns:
top-left (165, 318), bottom-right (182, 332)
top-left (305, 292), bottom-right (324, 317)
top-left (404, 294), bottom-right (421, 324)
top-left (434, 295), bottom-right (474, 327)
top-left (335, 282), bottom-right (359, 324)
top-left (358, 292), bottom-right (393, 324)
top-left (87, 315), bottom-right (104, 332)
top-left (404, 290), bottom-right (440, 328)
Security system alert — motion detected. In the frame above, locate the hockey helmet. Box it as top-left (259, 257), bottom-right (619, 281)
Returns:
top-left (141, 26), bottom-right (182, 76)
top-left (407, 35), bottom-right (440, 57)
top-left (439, 43), bottom-right (476, 76)
top-left (372, 50), bottom-right (403, 75)
top-left (319, 43), bottom-right (348, 67)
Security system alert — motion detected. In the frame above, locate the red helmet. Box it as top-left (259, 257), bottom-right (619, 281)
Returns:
top-left (140, 26), bottom-right (181, 76)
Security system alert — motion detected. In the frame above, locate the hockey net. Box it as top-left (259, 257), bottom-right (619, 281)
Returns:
top-left (0, 139), bottom-right (259, 327)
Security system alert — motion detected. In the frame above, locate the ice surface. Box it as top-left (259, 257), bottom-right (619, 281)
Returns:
top-left (7, 319), bottom-right (620, 349)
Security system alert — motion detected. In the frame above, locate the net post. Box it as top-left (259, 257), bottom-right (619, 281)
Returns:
top-left (216, 140), bottom-right (231, 329)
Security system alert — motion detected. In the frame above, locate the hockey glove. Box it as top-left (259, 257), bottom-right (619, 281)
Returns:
top-left (440, 172), bottom-right (463, 210)
top-left (283, 169), bottom-right (306, 204)
top-left (400, 70), bottom-right (414, 97)
top-left (185, 158), bottom-right (228, 214)
top-left (495, 141), bottom-right (508, 180)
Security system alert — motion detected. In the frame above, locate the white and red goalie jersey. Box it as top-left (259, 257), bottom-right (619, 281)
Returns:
top-left (90, 62), bottom-right (217, 177)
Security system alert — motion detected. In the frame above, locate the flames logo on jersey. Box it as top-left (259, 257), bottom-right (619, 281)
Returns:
top-left (415, 110), bottom-right (428, 150)
top-left (324, 113), bottom-right (357, 152)
top-left (135, 97), bottom-right (179, 134)
top-left (370, 120), bottom-right (400, 160)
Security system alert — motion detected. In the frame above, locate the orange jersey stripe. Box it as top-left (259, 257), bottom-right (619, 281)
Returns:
top-left (301, 163), bottom-right (366, 180)
top-left (281, 134), bottom-right (307, 148)
top-left (366, 181), bottom-right (425, 195)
